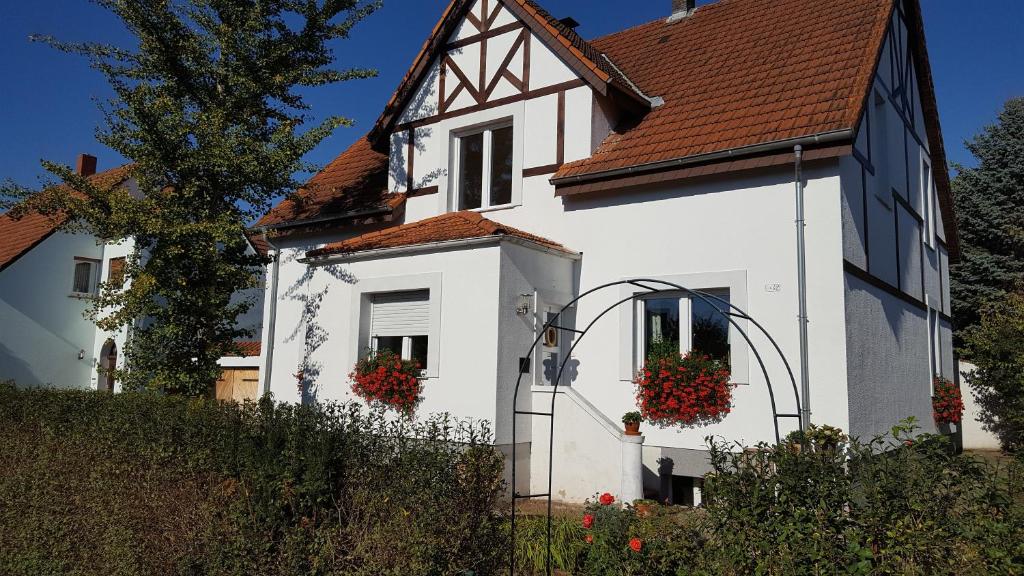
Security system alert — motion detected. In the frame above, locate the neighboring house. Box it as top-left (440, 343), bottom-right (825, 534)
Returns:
top-left (0, 154), bottom-right (264, 392)
top-left (253, 0), bottom-right (959, 503)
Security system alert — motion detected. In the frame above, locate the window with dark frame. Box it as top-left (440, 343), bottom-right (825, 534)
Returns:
top-left (455, 121), bottom-right (514, 210)
top-left (107, 257), bottom-right (127, 289)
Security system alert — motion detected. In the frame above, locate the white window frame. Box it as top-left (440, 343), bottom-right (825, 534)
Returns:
top-left (70, 257), bottom-right (100, 297)
top-left (350, 273), bottom-right (442, 379)
top-left (619, 271), bottom-right (749, 385)
top-left (636, 290), bottom-right (734, 365)
top-left (370, 335), bottom-right (429, 374)
top-left (451, 119), bottom-right (515, 212)
top-left (922, 158), bottom-right (936, 249)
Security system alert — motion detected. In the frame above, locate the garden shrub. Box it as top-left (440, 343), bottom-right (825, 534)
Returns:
top-left (513, 422), bottom-right (1023, 576)
top-left (0, 383), bottom-right (506, 576)
top-left (702, 420), bottom-right (1024, 575)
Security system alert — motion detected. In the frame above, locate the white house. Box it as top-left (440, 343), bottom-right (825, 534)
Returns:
top-left (254, 0), bottom-right (959, 504)
top-left (0, 155), bottom-right (264, 394)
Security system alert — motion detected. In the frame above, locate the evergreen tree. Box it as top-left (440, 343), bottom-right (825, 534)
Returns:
top-left (950, 97), bottom-right (1024, 345)
top-left (1, 0), bottom-right (379, 395)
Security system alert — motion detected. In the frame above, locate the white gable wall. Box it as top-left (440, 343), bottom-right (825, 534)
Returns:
top-left (0, 231), bottom-right (103, 388)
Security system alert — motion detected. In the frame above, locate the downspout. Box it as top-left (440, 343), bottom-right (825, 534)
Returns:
top-left (261, 230), bottom-right (281, 397)
top-left (794, 145), bottom-right (811, 429)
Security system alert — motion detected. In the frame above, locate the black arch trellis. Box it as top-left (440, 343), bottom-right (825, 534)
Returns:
top-left (509, 278), bottom-right (803, 576)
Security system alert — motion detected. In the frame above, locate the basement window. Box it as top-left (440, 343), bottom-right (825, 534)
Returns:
top-left (454, 122), bottom-right (514, 210)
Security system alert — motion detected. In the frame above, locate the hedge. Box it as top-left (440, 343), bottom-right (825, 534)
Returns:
top-left (3, 383), bottom-right (1022, 576)
top-left (0, 383), bottom-right (506, 576)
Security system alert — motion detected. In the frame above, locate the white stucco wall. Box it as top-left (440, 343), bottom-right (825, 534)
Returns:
top-left (0, 231), bottom-right (103, 388)
top-left (958, 361), bottom-right (1003, 451)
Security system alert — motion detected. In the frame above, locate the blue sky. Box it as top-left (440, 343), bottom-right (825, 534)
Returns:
top-left (1, 0), bottom-right (1021, 192)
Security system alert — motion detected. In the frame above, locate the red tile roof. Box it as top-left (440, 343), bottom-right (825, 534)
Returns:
top-left (307, 211), bottom-right (572, 258)
top-left (0, 165), bottom-right (133, 273)
top-left (553, 0), bottom-right (892, 181)
top-left (233, 341), bottom-right (262, 358)
top-left (255, 135), bottom-right (400, 229)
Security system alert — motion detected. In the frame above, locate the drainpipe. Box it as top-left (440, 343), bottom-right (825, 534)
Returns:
top-left (794, 145), bottom-right (811, 429)
top-left (260, 230), bottom-right (281, 397)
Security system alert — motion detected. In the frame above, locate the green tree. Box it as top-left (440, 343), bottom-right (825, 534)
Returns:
top-left (950, 97), bottom-right (1024, 343)
top-left (963, 291), bottom-right (1024, 453)
top-left (1, 0), bottom-right (379, 395)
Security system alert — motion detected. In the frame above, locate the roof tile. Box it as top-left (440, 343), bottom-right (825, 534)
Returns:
top-left (307, 211), bottom-right (572, 258)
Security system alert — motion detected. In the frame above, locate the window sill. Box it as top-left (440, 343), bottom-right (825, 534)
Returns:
top-left (471, 202), bottom-right (520, 214)
top-left (68, 293), bottom-right (97, 300)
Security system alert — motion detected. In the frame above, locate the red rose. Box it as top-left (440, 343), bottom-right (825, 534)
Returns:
top-left (585, 534), bottom-right (593, 544)
top-left (599, 492), bottom-right (614, 506)
top-left (629, 537), bottom-right (642, 552)
top-left (582, 513), bottom-right (594, 529)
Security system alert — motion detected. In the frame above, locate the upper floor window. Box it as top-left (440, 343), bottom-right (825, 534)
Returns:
top-left (454, 122), bottom-right (514, 210)
top-left (71, 258), bottom-right (100, 296)
top-left (107, 257), bottom-right (127, 290)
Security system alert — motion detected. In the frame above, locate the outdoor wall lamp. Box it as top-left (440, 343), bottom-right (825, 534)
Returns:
top-left (515, 293), bottom-right (532, 317)
top-left (78, 349), bottom-right (86, 360)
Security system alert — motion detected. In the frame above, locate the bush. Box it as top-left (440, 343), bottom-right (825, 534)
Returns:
top-left (513, 422), bottom-right (1023, 575)
top-left (963, 291), bottom-right (1024, 453)
top-left (0, 383), bottom-right (506, 576)
top-left (702, 420), bottom-right (1024, 575)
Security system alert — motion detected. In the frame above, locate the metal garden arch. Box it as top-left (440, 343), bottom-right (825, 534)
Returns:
top-left (509, 278), bottom-right (804, 575)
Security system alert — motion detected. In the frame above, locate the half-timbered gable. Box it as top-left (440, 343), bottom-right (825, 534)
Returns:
top-left (378, 0), bottom-right (651, 224)
top-left (840, 0), bottom-right (956, 439)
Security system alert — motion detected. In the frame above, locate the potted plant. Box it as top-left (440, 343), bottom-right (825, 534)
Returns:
top-left (622, 411), bottom-right (642, 436)
top-left (349, 348), bottom-right (423, 416)
top-left (932, 376), bottom-right (964, 435)
top-left (633, 349), bottom-right (732, 428)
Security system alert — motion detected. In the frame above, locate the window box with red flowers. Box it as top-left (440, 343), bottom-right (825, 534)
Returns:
top-left (633, 349), bottom-right (732, 428)
top-left (932, 376), bottom-right (964, 434)
top-left (349, 348), bottom-right (423, 416)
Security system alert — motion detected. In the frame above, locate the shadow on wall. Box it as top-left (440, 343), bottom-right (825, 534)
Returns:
top-left (0, 342), bottom-right (43, 388)
top-left (281, 250), bottom-right (357, 404)
top-left (387, 64), bottom-right (446, 192)
top-left (0, 341), bottom-right (92, 390)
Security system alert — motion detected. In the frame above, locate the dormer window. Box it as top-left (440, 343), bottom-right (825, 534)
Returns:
top-left (454, 121), bottom-right (514, 210)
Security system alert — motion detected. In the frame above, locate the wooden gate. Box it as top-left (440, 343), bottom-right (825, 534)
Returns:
top-left (215, 368), bottom-right (260, 402)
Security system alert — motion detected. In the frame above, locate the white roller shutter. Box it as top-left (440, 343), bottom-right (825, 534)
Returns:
top-left (370, 290), bottom-right (430, 337)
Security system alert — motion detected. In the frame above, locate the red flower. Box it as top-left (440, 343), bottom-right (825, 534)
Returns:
top-left (932, 377), bottom-right (964, 425)
top-left (585, 534), bottom-right (593, 544)
top-left (599, 492), bottom-right (615, 506)
top-left (582, 513), bottom-right (594, 529)
top-left (632, 351), bottom-right (731, 428)
top-left (629, 537), bottom-right (642, 553)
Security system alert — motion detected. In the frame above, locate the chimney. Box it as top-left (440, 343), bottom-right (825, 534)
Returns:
top-left (76, 154), bottom-right (97, 177)
top-left (670, 0), bottom-right (696, 20)
top-left (558, 17), bottom-right (580, 30)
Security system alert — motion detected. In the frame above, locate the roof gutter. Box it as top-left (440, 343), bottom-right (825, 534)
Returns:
top-left (550, 129), bottom-right (854, 187)
top-left (259, 206), bottom-right (391, 231)
top-left (301, 235), bottom-right (581, 265)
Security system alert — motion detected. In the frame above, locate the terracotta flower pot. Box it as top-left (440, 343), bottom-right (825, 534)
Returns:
top-left (624, 422), bottom-right (641, 436)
